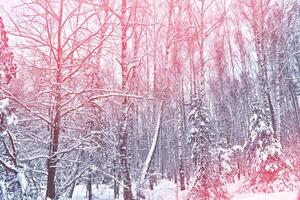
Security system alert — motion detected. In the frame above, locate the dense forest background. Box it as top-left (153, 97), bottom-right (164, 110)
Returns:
top-left (0, 0), bottom-right (300, 199)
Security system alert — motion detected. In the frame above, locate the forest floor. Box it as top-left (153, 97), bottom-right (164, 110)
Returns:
top-left (72, 179), bottom-right (299, 200)
top-left (227, 179), bottom-right (299, 200)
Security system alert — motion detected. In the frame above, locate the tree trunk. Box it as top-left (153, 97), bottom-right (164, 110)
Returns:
top-left (138, 102), bottom-right (164, 196)
top-left (46, 1), bottom-right (64, 199)
top-left (87, 174), bottom-right (92, 200)
top-left (118, 1), bottom-right (133, 199)
top-left (113, 158), bottom-right (120, 199)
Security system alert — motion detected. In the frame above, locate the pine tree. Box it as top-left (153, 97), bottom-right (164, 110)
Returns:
top-left (187, 95), bottom-right (228, 200)
top-left (243, 103), bottom-right (298, 192)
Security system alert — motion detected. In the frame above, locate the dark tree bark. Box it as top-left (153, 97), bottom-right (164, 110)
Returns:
top-left (46, 0), bottom-right (64, 199)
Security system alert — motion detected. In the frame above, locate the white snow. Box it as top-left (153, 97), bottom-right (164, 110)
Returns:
top-left (72, 184), bottom-right (115, 200)
top-left (231, 191), bottom-right (298, 200)
top-left (72, 180), bottom-right (188, 200)
top-left (0, 98), bottom-right (9, 109)
top-left (221, 160), bottom-right (232, 173)
top-left (189, 127), bottom-right (198, 134)
top-left (144, 179), bottom-right (188, 200)
top-left (227, 179), bottom-right (299, 200)
top-left (17, 172), bottom-right (28, 194)
top-left (7, 113), bottom-right (18, 125)
top-left (232, 145), bottom-right (243, 152)
top-left (72, 179), bottom-right (299, 200)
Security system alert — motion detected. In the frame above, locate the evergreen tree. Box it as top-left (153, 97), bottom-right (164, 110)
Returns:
top-left (187, 95), bottom-right (228, 200)
top-left (243, 103), bottom-right (298, 192)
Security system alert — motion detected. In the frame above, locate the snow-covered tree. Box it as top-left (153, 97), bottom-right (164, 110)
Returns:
top-left (218, 145), bottom-right (243, 184)
top-left (243, 104), bottom-right (298, 192)
top-left (187, 95), bottom-right (229, 200)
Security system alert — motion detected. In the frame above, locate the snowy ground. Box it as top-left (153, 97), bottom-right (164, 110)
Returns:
top-left (144, 179), bottom-right (188, 200)
top-left (72, 179), bottom-right (299, 200)
top-left (227, 179), bottom-right (299, 200)
top-left (72, 180), bottom-right (188, 200)
top-left (73, 184), bottom-right (114, 200)
top-left (231, 192), bottom-right (298, 200)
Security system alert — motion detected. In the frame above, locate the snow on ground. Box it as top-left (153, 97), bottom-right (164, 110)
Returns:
top-left (73, 184), bottom-right (115, 200)
top-left (227, 178), bottom-right (299, 200)
top-left (232, 192), bottom-right (298, 200)
top-left (72, 180), bottom-right (188, 200)
top-left (72, 179), bottom-right (299, 200)
top-left (144, 179), bottom-right (188, 200)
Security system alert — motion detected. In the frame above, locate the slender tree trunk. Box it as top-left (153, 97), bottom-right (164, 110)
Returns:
top-left (275, 52), bottom-right (281, 143)
top-left (173, 34), bottom-right (186, 190)
top-left (67, 183), bottom-right (76, 199)
top-left (138, 101), bottom-right (164, 197)
top-left (178, 78), bottom-right (186, 191)
top-left (46, 1), bottom-right (64, 199)
top-left (118, 1), bottom-right (133, 199)
top-left (67, 150), bottom-right (83, 199)
top-left (87, 174), bottom-right (92, 200)
top-left (160, 130), bottom-right (164, 179)
top-left (113, 159), bottom-right (119, 199)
